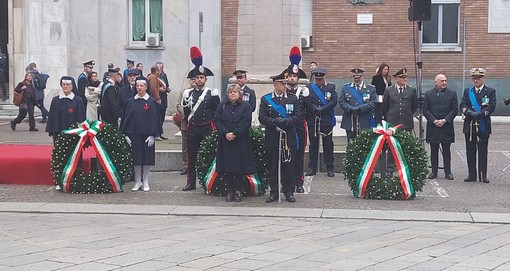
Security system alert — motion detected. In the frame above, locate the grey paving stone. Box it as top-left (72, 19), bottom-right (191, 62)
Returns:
top-left (178, 256), bottom-right (235, 269)
top-left (220, 258), bottom-right (273, 270)
top-left (56, 262), bottom-right (120, 271)
top-left (7, 260), bottom-right (74, 271)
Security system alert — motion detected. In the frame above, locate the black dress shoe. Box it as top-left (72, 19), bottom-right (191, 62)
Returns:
top-left (160, 135), bottom-right (168, 140)
top-left (226, 193), bottom-right (234, 202)
top-left (295, 186), bottom-right (304, 193)
top-left (327, 170), bottom-right (335, 177)
top-left (427, 172), bottom-right (437, 179)
top-left (39, 119), bottom-right (47, 123)
top-left (29, 127), bottom-right (39, 131)
top-left (445, 173), bottom-right (454, 180)
top-left (266, 195), bottom-right (278, 203)
top-left (482, 178), bottom-right (490, 183)
top-left (10, 120), bottom-right (15, 131)
top-left (464, 178), bottom-right (476, 182)
top-left (179, 169), bottom-right (187, 175)
top-left (285, 194), bottom-right (296, 203)
top-left (234, 191), bottom-right (242, 202)
top-left (305, 169), bottom-right (317, 176)
top-left (182, 183), bottom-right (196, 191)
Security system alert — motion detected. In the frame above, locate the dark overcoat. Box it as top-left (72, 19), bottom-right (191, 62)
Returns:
top-left (45, 94), bottom-right (86, 136)
top-left (459, 85), bottom-right (496, 135)
top-left (423, 87), bottom-right (458, 143)
top-left (121, 95), bottom-right (162, 165)
top-left (241, 85), bottom-right (257, 112)
top-left (304, 82), bottom-right (337, 127)
top-left (382, 85), bottom-right (418, 129)
top-left (338, 82), bottom-right (377, 130)
top-left (214, 100), bottom-right (255, 174)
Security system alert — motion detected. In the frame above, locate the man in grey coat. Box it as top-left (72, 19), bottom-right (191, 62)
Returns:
top-left (381, 68), bottom-right (418, 177)
top-left (423, 74), bottom-right (458, 180)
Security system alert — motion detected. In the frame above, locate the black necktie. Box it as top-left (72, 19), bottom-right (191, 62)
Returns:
top-left (398, 87), bottom-right (403, 94)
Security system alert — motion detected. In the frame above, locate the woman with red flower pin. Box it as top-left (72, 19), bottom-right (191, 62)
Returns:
top-left (45, 76), bottom-right (86, 145)
top-left (121, 76), bottom-right (162, 191)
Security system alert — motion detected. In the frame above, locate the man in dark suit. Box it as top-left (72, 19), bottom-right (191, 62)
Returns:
top-left (233, 70), bottom-right (256, 112)
top-left (339, 68), bottom-right (377, 143)
top-left (99, 67), bottom-right (122, 126)
top-left (117, 69), bottom-right (139, 120)
top-left (423, 74), bottom-right (458, 180)
top-left (77, 60), bottom-right (95, 109)
top-left (459, 68), bottom-right (496, 183)
top-left (258, 71), bottom-right (301, 203)
top-left (381, 68), bottom-right (418, 176)
top-left (304, 67), bottom-right (337, 177)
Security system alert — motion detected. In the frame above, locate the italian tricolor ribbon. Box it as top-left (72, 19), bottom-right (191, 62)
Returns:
top-left (61, 120), bottom-right (123, 193)
top-left (355, 120), bottom-right (414, 199)
top-left (246, 173), bottom-right (263, 196)
top-left (204, 158), bottom-right (262, 196)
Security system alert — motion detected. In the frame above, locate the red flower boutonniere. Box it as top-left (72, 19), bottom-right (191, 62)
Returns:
top-left (68, 108), bottom-right (74, 114)
top-left (144, 103), bottom-right (149, 111)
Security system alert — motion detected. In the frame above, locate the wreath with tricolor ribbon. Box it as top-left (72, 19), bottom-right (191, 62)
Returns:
top-left (343, 121), bottom-right (428, 200)
top-left (50, 120), bottom-right (133, 193)
top-left (196, 127), bottom-right (269, 196)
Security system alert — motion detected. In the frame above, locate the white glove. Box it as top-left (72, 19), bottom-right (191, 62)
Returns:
top-left (145, 136), bottom-right (155, 147)
top-left (125, 136), bottom-right (132, 146)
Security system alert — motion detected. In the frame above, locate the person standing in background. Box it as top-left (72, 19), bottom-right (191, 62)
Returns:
top-left (176, 75), bottom-right (196, 175)
top-left (232, 70), bottom-right (256, 112)
top-left (10, 72), bottom-right (38, 131)
top-left (0, 48), bottom-right (8, 101)
top-left (123, 59), bottom-right (135, 86)
top-left (371, 63), bottom-right (392, 125)
top-left (459, 68), bottom-right (496, 183)
top-left (423, 74), bottom-right (458, 181)
top-left (77, 60), bottom-right (95, 109)
top-left (156, 61), bottom-right (170, 140)
top-left (85, 71), bottom-right (103, 121)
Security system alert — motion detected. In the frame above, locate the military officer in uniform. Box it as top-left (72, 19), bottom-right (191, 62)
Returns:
top-left (423, 74), bottom-right (458, 180)
top-left (99, 67), bottom-right (122, 126)
top-left (459, 68), bottom-right (496, 183)
top-left (181, 47), bottom-right (221, 191)
top-left (304, 67), bottom-right (337, 177)
top-left (339, 68), bottom-right (377, 143)
top-left (233, 70), bottom-right (256, 112)
top-left (283, 46), bottom-right (309, 193)
top-left (77, 60), bottom-right (95, 109)
top-left (259, 71), bottom-right (301, 203)
top-left (123, 59), bottom-right (135, 86)
top-left (381, 68), bottom-right (418, 176)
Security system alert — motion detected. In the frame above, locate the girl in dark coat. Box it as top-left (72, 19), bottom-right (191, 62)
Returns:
top-left (214, 84), bottom-right (255, 202)
top-left (121, 76), bottom-right (161, 192)
top-left (11, 72), bottom-right (38, 131)
top-left (45, 76), bottom-right (86, 144)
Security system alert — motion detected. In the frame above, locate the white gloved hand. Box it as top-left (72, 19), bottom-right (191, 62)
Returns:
top-left (145, 136), bottom-right (155, 147)
top-left (125, 136), bottom-right (132, 146)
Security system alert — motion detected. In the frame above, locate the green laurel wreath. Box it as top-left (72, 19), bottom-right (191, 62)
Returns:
top-left (50, 123), bottom-right (133, 194)
top-left (343, 129), bottom-right (428, 200)
top-left (196, 127), bottom-right (269, 196)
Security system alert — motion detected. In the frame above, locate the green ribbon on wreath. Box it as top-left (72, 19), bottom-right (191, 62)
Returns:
top-left (60, 120), bottom-right (123, 193)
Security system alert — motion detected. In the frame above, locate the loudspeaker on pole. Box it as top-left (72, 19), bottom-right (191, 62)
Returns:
top-left (408, 0), bottom-right (432, 21)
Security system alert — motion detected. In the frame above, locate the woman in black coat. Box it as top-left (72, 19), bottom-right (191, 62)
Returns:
top-left (45, 76), bottom-right (86, 144)
top-left (11, 72), bottom-right (38, 131)
top-left (214, 84), bottom-right (255, 202)
top-left (121, 76), bottom-right (161, 192)
top-left (371, 63), bottom-right (392, 124)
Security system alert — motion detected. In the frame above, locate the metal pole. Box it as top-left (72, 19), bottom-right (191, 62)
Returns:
top-left (417, 21), bottom-right (425, 146)
top-left (278, 128), bottom-right (283, 203)
top-left (462, 19), bottom-right (467, 92)
top-left (199, 12), bottom-right (203, 49)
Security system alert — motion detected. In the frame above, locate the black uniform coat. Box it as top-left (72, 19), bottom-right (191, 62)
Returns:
top-left (459, 85), bottom-right (496, 135)
top-left (241, 85), bottom-right (257, 112)
top-left (77, 72), bottom-right (88, 108)
top-left (339, 82), bottom-right (377, 130)
top-left (99, 81), bottom-right (121, 125)
top-left (214, 99), bottom-right (255, 174)
top-left (117, 84), bottom-right (136, 118)
top-left (304, 82), bottom-right (337, 127)
top-left (258, 92), bottom-right (301, 147)
top-left (382, 85), bottom-right (418, 129)
top-left (45, 94), bottom-right (86, 136)
top-left (423, 87), bottom-right (458, 143)
top-left (183, 87), bottom-right (221, 135)
top-left (120, 94), bottom-right (162, 165)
